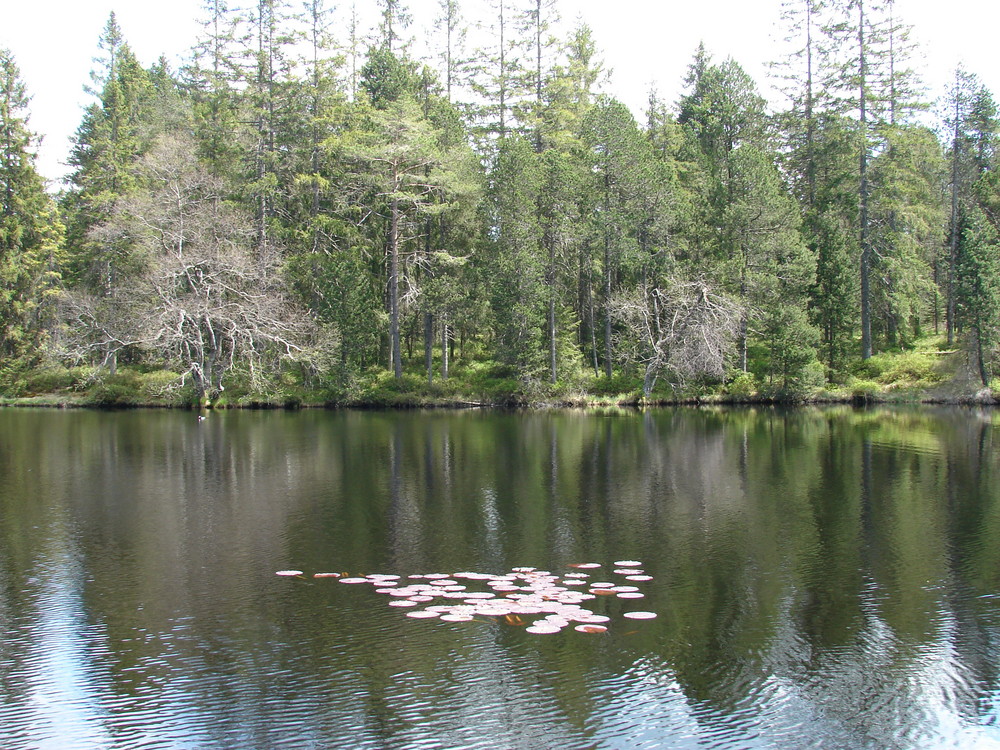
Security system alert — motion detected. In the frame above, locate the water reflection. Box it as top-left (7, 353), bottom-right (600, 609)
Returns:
top-left (0, 406), bottom-right (998, 748)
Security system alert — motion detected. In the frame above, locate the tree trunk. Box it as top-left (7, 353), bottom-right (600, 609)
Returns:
top-left (425, 311), bottom-right (434, 384)
top-left (441, 317), bottom-right (449, 380)
top-left (976, 323), bottom-right (990, 387)
top-left (947, 116), bottom-right (961, 346)
top-left (389, 196), bottom-right (402, 378)
top-left (858, 0), bottom-right (873, 360)
top-left (739, 258), bottom-right (749, 372)
top-left (549, 297), bottom-right (557, 384)
top-left (642, 364), bottom-right (657, 398)
top-left (858, 0), bottom-right (872, 359)
top-left (588, 273), bottom-right (599, 378)
top-left (603, 232), bottom-right (613, 378)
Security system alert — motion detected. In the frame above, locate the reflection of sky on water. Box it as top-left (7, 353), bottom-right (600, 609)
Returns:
top-left (25, 553), bottom-right (114, 749)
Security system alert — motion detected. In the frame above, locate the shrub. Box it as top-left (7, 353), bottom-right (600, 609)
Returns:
top-left (86, 380), bottom-right (139, 407)
top-left (849, 378), bottom-right (880, 400)
top-left (864, 351), bottom-right (943, 388)
top-left (726, 371), bottom-right (758, 398)
top-left (24, 366), bottom-right (91, 394)
top-left (476, 377), bottom-right (525, 405)
top-left (588, 372), bottom-right (641, 397)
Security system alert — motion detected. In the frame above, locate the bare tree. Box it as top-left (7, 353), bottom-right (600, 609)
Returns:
top-left (59, 134), bottom-right (310, 400)
top-left (609, 278), bottom-right (743, 397)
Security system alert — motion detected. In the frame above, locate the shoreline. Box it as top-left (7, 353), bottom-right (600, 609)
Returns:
top-left (2, 389), bottom-right (996, 410)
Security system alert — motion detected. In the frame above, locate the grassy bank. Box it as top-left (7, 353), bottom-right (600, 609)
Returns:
top-left (1, 337), bottom-right (995, 410)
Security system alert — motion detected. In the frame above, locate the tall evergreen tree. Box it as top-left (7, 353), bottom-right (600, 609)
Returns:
top-left (62, 14), bottom-right (158, 374)
top-left (484, 135), bottom-right (545, 374)
top-left (240, 0), bottom-right (296, 268)
top-left (471, 0), bottom-right (527, 144)
top-left (771, 0), bottom-right (826, 209)
top-left (0, 50), bottom-right (63, 364)
top-left (678, 49), bottom-right (814, 381)
top-left (377, 0), bottom-right (412, 53)
top-left (956, 204), bottom-right (1000, 386)
top-left (867, 124), bottom-right (945, 348)
top-left (942, 67), bottom-right (992, 344)
top-left (186, 0), bottom-right (243, 182)
top-left (823, 0), bottom-right (919, 358)
top-left (582, 97), bottom-right (650, 378)
top-left (64, 13), bottom-right (154, 272)
top-left (432, 0), bottom-right (472, 104)
top-left (339, 85), bottom-right (471, 378)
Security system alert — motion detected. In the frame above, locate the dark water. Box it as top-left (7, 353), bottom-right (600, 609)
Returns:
top-left (1, 406), bottom-right (999, 749)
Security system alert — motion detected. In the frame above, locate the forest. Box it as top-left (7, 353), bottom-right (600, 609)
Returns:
top-left (1, 0), bottom-right (998, 407)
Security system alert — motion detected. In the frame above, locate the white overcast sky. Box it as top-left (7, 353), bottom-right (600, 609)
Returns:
top-left (2, 0), bottom-right (998, 186)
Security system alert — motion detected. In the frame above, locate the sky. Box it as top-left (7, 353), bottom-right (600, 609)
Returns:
top-left (3, 0), bottom-right (999, 186)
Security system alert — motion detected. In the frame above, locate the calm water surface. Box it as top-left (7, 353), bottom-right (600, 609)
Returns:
top-left (1, 406), bottom-right (999, 749)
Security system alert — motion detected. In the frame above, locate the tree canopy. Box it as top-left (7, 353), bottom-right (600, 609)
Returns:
top-left (1, 1), bottom-right (998, 402)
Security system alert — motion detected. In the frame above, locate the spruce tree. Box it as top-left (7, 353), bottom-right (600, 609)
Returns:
top-left (64, 13), bottom-right (154, 275)
top-left (62, 14), bottom-right (157, 374)
top-left (186, 0), bottom-right (243, 182)
top-left (432, 0), bottom-right (472, 105)
top-left (484, 135), bottom-right (545, 374)
top-left (0, 50), bottom-right (63, 365)
top-left (942, 67), bottom-right (992, 344)
top-left (957, 205), bottom-right (1000, 386)
top-left (582, 97), bottom-right (650, 378)
top-left (471, 0), bottom-right (527, 145)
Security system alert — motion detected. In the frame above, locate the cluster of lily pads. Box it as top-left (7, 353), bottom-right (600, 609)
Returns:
top-left (276, 561), bottom-right (657, 634)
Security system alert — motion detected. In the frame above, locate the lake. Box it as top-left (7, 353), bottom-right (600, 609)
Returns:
top-left (1, 406), bottom-right (998, 749)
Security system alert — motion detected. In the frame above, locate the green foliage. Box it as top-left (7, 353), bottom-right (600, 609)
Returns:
top-left (23, 365), bottom-right (92, 394)
top-left (726, 371), bottom-right (759, 398)
top-left (851, 350), bottom-right (946, 389)
top-left (849, 378), bottom-right (881, 400)
top-left (72, 368), bottom-right (188, 406)
top-left (360, 46), bottom-right (420, 107)
top-left (63, 16), bottom-right (157, 289)
top-left (483, 135), bottom-right (546, 374)
top-left (85, 370), bottom-right (150, 405)
top-left (587, 372), bottom-right (641, 398)
top-left (957, 204), bottom-right (1000, 385)
top-left (6, 4), bottom-right (996, 406)
top-left (0, 49), bottom-right (64, 362)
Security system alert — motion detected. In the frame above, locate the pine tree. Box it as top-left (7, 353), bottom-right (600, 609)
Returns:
top-left (290, 0), bottom-right (347, 251)
top-left (822, 0), bottom-right (923, 358)
top-left (339, 86), bottom-right (470, 378)
top-left (804, 115), bottom-right (863, 376)
top-left (64, 13), bottom-right (155, 275)
top-left (867, 124), bottom-right (945, 348)
top-left (951, 77), bottom-right (1000, 384)
top-left (542, 23), bottom-right (604, 150)
top-left (515, 0), bottom-right (560, 151)
top-left (678, 53), bottom-right (793, 374)
top-left (725, 145), bottom-right (819, 387)
top-left (771, 1), bottom-right (861, 378)
top-left (771, 0), bottom-right (827, 208)
top-left (241, 0), bottom-right (297, 268)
